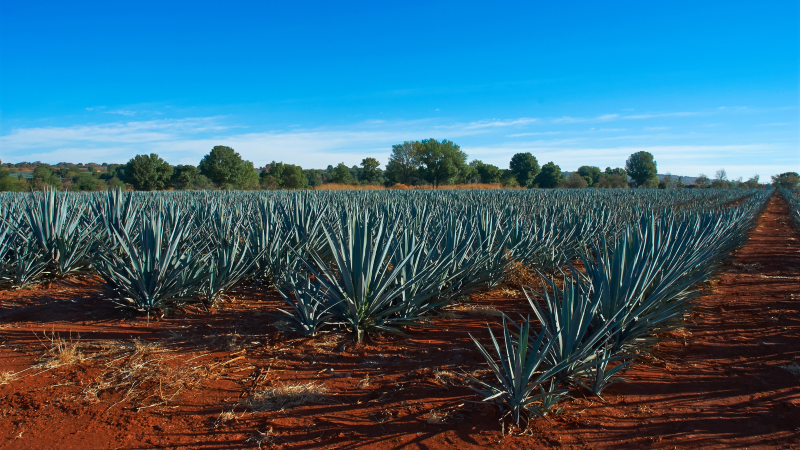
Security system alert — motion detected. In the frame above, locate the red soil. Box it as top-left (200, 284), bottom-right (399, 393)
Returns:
top-left (0, 194), bottom-right (798, 449)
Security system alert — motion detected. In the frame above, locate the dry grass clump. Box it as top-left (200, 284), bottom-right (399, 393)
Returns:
top-left (38, 332), bottom-right (85, 369)
top-left (246, 428), bottom-right (274, 449)
top-left (494, 287), bottom-right (521, 298)
top-left (244, 382), bottom-right (327, 412)
top-left (314, 183), bottom-right (385, 191)
top-left (214, 408), bottom-right (242, 428)
top-left (504, 260), bottom-right (537, 287)
top-left (310, 332), bottom-right (344, 349)
top-left (83, 339), bottom-right (209, 407)
top-left (427, 409), bottom-right (450, 424)
top-left (442, 303), bottom-right (503, 318)
top-left (433, 369), bottom-right (464, 387)
top-left (0, 371), bottom-right (18, 385)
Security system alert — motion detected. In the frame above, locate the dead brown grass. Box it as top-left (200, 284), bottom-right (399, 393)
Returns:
top-left (433, 369), bottom-right (464, 388)
top-left (313, 183), bottom-right (385, 191)
top-left (504, 260), bottom-right (538, 287)
top-left (243, 382), bottom-right (328, 411)
top-left (83, 340), bottom-right (212, 408)
top-left (38, 332), bottom-right (85, 369)
top-left (0, 371), bottom-right (18, 385)
top-left (427, 409), bottom-right (450, 424)
top-left (441, 303), bottom-right (503, 318)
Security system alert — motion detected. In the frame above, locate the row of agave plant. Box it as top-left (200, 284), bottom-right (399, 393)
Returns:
top-left (779, 189), bottom-right (800, 229)
top-left (468, 191), bottom-right (771, 425)
top-left (0, 188), bottom-right (767, 423)
top-left (0, 187), bottom-right (751, 294)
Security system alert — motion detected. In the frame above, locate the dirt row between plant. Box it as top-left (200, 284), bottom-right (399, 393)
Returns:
top-left (0, 194), bottom-right (798, 449)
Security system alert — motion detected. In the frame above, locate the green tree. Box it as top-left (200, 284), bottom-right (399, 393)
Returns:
top-left (259, 161), bottom-right (305, 189)
top-left (384, 142), bottom-right (420, 185)
top-left (264, 162), bottom-right (287, 188)
top-left (694, 174), bottom-right (710, 188)
top-left (331, 163), bottom-right (355, 184)
top-left (508, 152), bottom-right (541, 187)
top-left (561, 172), bottom-right (588, 189)
top-left (72, 172), bottom-right (104, 191)
top-left (473, 160), bottom-right (501, 183)
top-left (533, 162), bottom-right (564, 188)
top-left (123, 153), bottom-right (173, 191)
top-left (0, 167), bottom-right (21, 192)
top-left (31, 166), bottom-right (63, 190)
top-left (106, 177), bottom-right (127, 190)
top-left (416, 139), bottom-right (468, 188)
top-left (304, 169), bottom-right (324, 188)
top-left (360, 158), bottom-right (380, 184)
top-left (282, 164), bottom-right (308, 189)
top-left (605, 167), bottom-right (627, 177)
top-left (772, 172), bottom-right (800, 189)
top-left (711, 169), bottom-right (728, 189)
top-left (743, 175), bottom-right (760, 189)
top-left (171, 165), bottom-right (201, 189)
top-left (576, 166), bottom-right (601, 187)
top-left (625, 151), bottom-right (658, 187)
top-left (500, 170), bottom-right (519, 187)
top-left (596, 173), bottom-right (629, 188)
top-left (198, 145), bottom-right (258, 189)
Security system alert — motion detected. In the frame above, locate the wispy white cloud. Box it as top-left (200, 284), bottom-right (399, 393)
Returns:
top-left (551, 114), bottom-right (620, 124)
top-left (1, 117), bottom-right (233, 150)
top-left (1, 113), bottom-right (796, 178)
top-left (464, 142), bottom-right (795, 178)
top-left (106, 110), bottom-right (138, 116)
top-left (624, 111), bottom-right (702, 120)
top-left (507, 131), bottom-right (562, 137)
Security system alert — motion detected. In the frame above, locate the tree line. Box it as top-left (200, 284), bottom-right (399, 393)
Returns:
top-left (1, 140), bottom-right (793, 192)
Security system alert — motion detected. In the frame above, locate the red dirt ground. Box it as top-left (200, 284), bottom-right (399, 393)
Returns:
top-left (0, 194), bottom-right (798, 450)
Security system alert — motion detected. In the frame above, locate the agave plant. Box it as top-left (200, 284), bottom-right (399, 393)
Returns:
top-left (292, 209), bottom-right (440, 343)
top-left (23, 189), bottom-right (98, 277)
top-left (91, 206), bottom-right (210, 315)
top-left (201, 205), bottom-right (260, 305)
top-left (524, 276), bottom-right (635, 396)
top-left (94, 189), bottom-right (140, 247)
top-left (247, 199), bottom-right (291, 284)
top-left (0, 220), bottom-right (48, 288)
top-left (275, 271), bottom-right (337, 336)
top-left (466, 315), bottom-right (571, 426)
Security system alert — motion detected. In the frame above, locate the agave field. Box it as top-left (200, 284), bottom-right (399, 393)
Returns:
top-left (2, 187), bottom-right (798, 448)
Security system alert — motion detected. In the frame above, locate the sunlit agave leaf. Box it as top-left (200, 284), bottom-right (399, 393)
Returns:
top-left (91, 206), bottom-right (210, 315)
top-left (23, 190), bottom-right (99, 277)
top-left (465, 315), bottom-right (571, 426)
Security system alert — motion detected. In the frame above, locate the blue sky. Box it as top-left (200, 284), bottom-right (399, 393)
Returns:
top-left (1, 0), bottom-right (797, 179)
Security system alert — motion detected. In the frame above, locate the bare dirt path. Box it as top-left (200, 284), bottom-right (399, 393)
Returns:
top-left (0, 193), bottom-right (797, 450)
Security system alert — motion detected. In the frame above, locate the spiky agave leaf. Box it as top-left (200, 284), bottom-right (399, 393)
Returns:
top-left (247, 198), bottom-right (291, 284)
top-left (23, 189), bottom-right (98, 277)
top-left (91, 206), bottom-right (210, 314)
top-left (466, 316), bottom-right (571, 426)
top-left (275, 272), bottom-right (338, 336)
top-left (523, 278), bottom-right (626, 389)
top-left (201, 204), bottom-right (263, 305)
top-left (292, 209), bottom-right (444, 343)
